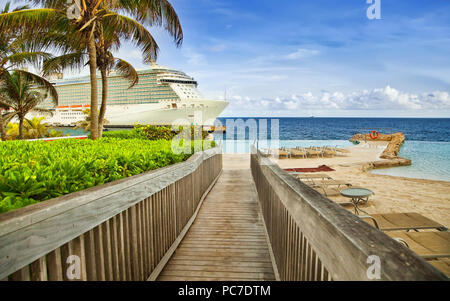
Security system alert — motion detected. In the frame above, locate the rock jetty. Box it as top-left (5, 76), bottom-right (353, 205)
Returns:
top-left (350, 132), bottom-right (412, 170)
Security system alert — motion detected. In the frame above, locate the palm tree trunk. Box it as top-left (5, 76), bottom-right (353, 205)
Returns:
top-left (19, 115), bottom-right (24, 140)
top-left (87, 34), bottom-right (99, 140)
top-left (0, 113), bottom-right (6, 141)
top-left (98, 68), bottom-right (108, 138)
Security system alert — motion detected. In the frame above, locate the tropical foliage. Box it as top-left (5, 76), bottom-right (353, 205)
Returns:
top-left (103, 125), bottom-right (211, 141)
top-left (74, 108), bottom-right (108, 132)
top-left (0, 1), bottom-right (55, 141)
top-left (0, 137), bottom-right (213, 213)
top-left (0, 70), bottom-right (57, 139)
top-left (0, 0), bottom-right (183, 140)
top-left (6, 116), bottom-right (64, 140)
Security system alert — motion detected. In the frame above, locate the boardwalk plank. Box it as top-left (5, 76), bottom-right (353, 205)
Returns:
top-left (158, 166), bottom-right (275, 281)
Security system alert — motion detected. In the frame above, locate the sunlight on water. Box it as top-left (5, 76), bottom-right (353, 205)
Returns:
top-left (218, 140), bottom-right (353, 154)
top-left (371, 141), bottom-right (450, 182)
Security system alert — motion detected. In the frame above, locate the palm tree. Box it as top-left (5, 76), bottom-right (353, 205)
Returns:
top-left (0, 70), bottom-right (57, 139)
top-left (0, 1), bottom-right (183, 140)
top-left (0, 1), bottom-right (53, 141)
top-left (43, 28), bottom-right (139, 137)
top-left (6, 116), bottom-right (61, 140)
top-left (0, 108), bottom-right (9, 141)
top-left (24, 116), bottom-right (52, 139)
top-left (74, 108), bottom-right (109, 132)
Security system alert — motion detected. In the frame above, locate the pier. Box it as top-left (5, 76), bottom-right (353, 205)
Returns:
top-left (0, 147), bottom-right (446, 281)
top-left (158, 155), bottom-right (275, 281)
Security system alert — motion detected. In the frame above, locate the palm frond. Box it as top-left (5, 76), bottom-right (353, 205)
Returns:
top-left (102, 12), bottom-right (159, 63)
top-left (15, 70), bottom-right (58, 105)
top-left (43, 52), bottom-right (87, 75)
top-left (115, 58), bottom-right (138, 88)
top-left (116, 0), bottom-right (183, 46)
top-left (0, 8), bottom-right (68, 34)
top-left (5, 51), bottom-right (53, 70)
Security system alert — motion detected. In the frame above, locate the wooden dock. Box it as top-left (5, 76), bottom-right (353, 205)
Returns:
top-left (1, 147), bottom-right (445, 281)
top-left (158, 155), bottom-right (276, 281)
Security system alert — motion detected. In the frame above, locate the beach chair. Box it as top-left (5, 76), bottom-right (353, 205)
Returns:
top-left (428, 258), bottom-right (450, 278)
top-left (313, 186), bottom-right (341, 197)
top-left (305, 147), bottom-right (323, 158)
top-left (360, 212), bottom-right (448, 232)
top-left (287, 148), bottom-right (307, 158)
top-left (277, 149), bottom-right (291, 158)
top-left (293, 173), bottom-right (332, 181)
top-left (267, 148), bottom-right (291, 158)
top-left (322, 146), bottom-right (337, 157)
top-left (310, 179), bottom-right (352, 189)
top-left (386, 231), bottom-right (450, 259)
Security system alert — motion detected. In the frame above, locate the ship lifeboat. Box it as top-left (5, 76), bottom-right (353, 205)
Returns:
top-left (70, 105), bottom-right (83, 108)
top-left (57, 106), bottom-right (69, 109)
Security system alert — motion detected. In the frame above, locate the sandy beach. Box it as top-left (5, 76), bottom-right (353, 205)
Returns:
top-left (273, 142), bottom-right (450, 228)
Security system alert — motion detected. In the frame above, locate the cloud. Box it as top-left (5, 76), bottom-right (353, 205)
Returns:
top-left (284, 49), bottom-right (320, 60)
top-left (183, 48), bottom-right (206, 66)
top-left (224, 86), bottom-right (450, 114)
top-left (209, 44), bottom-right (227, 52)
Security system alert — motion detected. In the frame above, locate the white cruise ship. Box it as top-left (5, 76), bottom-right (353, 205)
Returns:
top-left (37, 63), bottom-right (228, 126)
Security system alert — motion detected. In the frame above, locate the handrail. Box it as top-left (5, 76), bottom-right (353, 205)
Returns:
top-left (0, 147), bottom-right (222, 281)
top-left (250, 145), bottom-right (446, 281)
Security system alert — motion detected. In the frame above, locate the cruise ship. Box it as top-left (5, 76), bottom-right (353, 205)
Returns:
top-left (37, 63), bottom-right (228, 126)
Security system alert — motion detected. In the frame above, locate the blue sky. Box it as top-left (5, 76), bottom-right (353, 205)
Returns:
top-left (5, 0), bottom-right (450, 117)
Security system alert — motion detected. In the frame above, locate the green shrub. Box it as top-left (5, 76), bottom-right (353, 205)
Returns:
top-left (101, 129), bottom-right (142, 139)
top-left (134, 125), bottom-right (210, 141)
top-left (101, 125), bottom-right (210, 141)
top-left (0, 138), bottom-right (215, 214)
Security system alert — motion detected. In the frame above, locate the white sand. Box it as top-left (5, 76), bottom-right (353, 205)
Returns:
top-left (273, 142), bottom-right (450, 228)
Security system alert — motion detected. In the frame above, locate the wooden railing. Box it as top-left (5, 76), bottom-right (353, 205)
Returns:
top-left (250, 146), bottom-right (446, 281)
top-left (0, 147), bottom-right (222, 281)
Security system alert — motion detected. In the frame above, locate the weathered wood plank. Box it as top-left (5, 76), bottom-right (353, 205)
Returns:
top-left (0, 148), bottom-right (221, 280)
top-left (250, 147), bottom-right (447, 281)
top-left (158, 167), bottom-right (275, 281)
top-left (46, 248), bottom-right (63, 281)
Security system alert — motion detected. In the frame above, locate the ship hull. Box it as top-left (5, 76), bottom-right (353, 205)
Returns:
top-left (35, 100), bottom-right (228, 127)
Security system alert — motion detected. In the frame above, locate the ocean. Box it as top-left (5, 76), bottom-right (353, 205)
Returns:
top-left (59, 118), bottom-right (450, 182)
top-left (214, 118), bottom-right (450, 182)
top-left (215, 117), bottom-right (450, 141)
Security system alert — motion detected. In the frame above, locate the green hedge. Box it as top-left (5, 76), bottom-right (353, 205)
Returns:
top-left (102, 125), bottom-right (210, 141)
top-left (0, 138), bottom-right (214, 213)
top-left (101, 129), bottom-right (143, 139)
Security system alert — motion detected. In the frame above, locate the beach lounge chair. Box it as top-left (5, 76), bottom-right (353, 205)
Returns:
top-left (292, 173), bottom-right (332, 181)
top-left (313, 186), bottom-right (341, 197)
top-left (428, 258), bottom-right (450, 278)
top-left (306, 147), bottom-right (323, 158)
top-left (267, 148), bottom-right (291, 158)
top-left (360, 212), bottom-right (448, 232)
top-left (386, 231), bottom-right (450, 259)
top-left (287, 148), bottom-right (307, 158)
top-left (322, 147), bottom-right (337, 157)
top-left (310, 179), bottom-right (352, 189)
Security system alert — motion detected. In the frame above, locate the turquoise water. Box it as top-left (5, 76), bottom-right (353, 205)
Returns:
top-left (219, 139), bottom-right (353, 154)
top-left (371, 141), bottom-right (450, 182)
top-left (59, 127), bottom-right (88, 136)
top-left (57, 123), bottom-right (450, 182)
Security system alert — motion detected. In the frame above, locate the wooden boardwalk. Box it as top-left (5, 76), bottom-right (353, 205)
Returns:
top-left (158, 155), bottom-right (276, 281)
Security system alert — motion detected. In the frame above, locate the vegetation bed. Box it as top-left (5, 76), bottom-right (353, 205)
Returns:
top-left (0, 138), bottom-right (213, 213)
